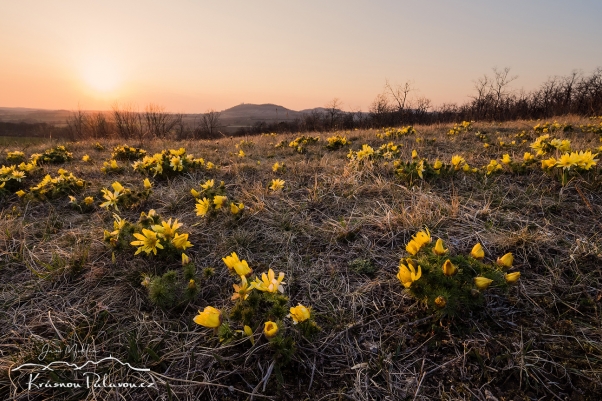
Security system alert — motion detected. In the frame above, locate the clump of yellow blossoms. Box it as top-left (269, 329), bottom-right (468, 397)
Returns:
top-left (396, 230), bottom-right (520, 317)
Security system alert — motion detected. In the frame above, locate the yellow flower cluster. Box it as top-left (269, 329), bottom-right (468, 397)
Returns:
top-left (39, 145), bottom-right (73, 163)
top-left (376, 126), bottom-right (416, 139)
top-left (6, 150), bottom-right (26, 163)
top-left (448, 121), bottom-right (472, 135)
top-left (405, 228), bottom-right (431, 255)
top-left (100, 159), bottom-right (124, 174)
top-left (23, 169), bottom-right (85, 200)
top-left (130, 213), bottom-right (193, 256)
top-left (347, 144), bottom-right (375, 163)
top-left (548, 151), bottom-right (598, 170)
top-left (326, 134), bottom-right (351, 150)
top-left (194, 179), bottom-right (244, 217)
top-left (530, 134), bottom-right (571, 156)
top-left (132, 148), bottom-right (206, 177)
top-left (533, 121), bottom-right (571, 134)
top-left (111, 145), bottom-right (147, 160)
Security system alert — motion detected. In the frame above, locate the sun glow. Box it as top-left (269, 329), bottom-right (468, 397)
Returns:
top-left (81, 58), bottom-right (121, 93)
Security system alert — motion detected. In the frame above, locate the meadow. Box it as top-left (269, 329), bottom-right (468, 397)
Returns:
top-left (1, 116), bottom-right (601, 400)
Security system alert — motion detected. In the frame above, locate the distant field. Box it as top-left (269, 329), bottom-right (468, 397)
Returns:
top-left (1, 117), bottom-right (601, 400)
top-left (0, 135), bottom-right (50, 147)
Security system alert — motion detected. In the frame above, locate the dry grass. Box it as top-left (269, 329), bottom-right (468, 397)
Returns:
top-left (1, 117), bottom-right (601, 400)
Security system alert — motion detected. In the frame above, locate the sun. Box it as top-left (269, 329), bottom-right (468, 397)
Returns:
top-left (81, 58), bottom-right (121, 93)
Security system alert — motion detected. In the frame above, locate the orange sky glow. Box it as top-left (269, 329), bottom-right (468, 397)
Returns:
top-left (1, 1), bottom-right (600, 113)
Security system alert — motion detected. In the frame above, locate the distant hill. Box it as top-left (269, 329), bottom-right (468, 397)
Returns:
top-left (0, 104), bottom-right (331, 128)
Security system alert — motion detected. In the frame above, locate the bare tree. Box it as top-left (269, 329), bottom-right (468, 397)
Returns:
top-left (87, 112), bottom-right (112, 139)
top-left (385, 79), bottom-right (413, 113)
top-left (369, 93), bottom-right (391, 126)
top-left (144, 103), bottom-right (182, 139)
top-left (197, 109), bottom-right (222, 138)
top-left (65, 107), bottom-right (88, 140)
top-left (491, 67), bottom-right (518, 109)
top-left (324, 98), bottom-right (343, 129)
top-left (112, 103), bottom-right (145, 143)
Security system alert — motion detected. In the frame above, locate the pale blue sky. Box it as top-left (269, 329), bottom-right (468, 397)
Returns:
top-left (1, 0), bottom-right (600, 112)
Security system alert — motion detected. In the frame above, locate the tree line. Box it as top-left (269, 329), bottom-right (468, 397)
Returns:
top-left (3, 67), bottom-right (601, 140)
top-left (236, 67), bottom-right (602, 135)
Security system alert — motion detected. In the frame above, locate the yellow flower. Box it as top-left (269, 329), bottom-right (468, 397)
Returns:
top-left (288, 304), bottom-right (311, 324)
top-left (232, 275), bottom-right (252, 301)
top-left (152, 218), bottom-right (182, 240)
top-left (406, 240), bottom-right (420, 256)
top-left (170, 147), bottom-right (186, 156)
top-left (411, 149), bottom-right (418, 159)
top-left (222, 252), bottom-right (253, 276)
top-left (188, 279), bottom-right (196, 290)
top-left (263, 321), bottom-right (279, 339)
top-left (191, 188), bottom-right (200, 198)
top-left (170, 156), bottom-right (183, 171)
top-left (397, 260), bottom-right (422, 288)
top-left (556, 153), bottom-right (578, 170)
top-left (486, 160), bottom-right (502, 174)
top-left (501, 154), bottom-right (511, 164)
top-left (84, 196), bottom-right (94, 205)
top-left (206, 161), bottom-right (215, 169)
top-left (143, 178), bottom-right (152, 189)
top-left (68, 195), bottom-right (77, 204)
top-left (251, 269), bottom-right (286, 293)
top-left (541, 157), bottom-right (557, 169)
top-left (471, 243), bottom-right (485, 259)
top-left (272, 162), bottom-right (283, 172)
top-left (269, 179), bottom-right (285, 191)
top-left (433, 160), bottom-right (443, 170)
top-left (172, 233), bottom-right (193, 250)
top-left (200, 179), bottom-right (214, 190)
top-left (434, 296), bottom-right (446, 308)
top-left (238, 149), bottom-right (245, 157)
top-left (15, 189), bottom-right (26, 197)
top-left (474, 276), bottom-right (493, 290)
top-left (193, 306), bottom-right (222, 328)
top-left (505, 272), bottom-right (521, 284)
top-left (230, 202), bottom-right (244, 215)
top-left (195, 198), bottom-right (211, 216)
top-left (417, 160), bottom-right (425, 178)
top-left (442, 259), bottom-right (458, 276)
top-left (451, 155), bottom-right (465, 170)
top-left (433, 238), bottom-right (447, 255)
top-left (496, 252), bottom-right (513, 269)
top-left (131, 229), bottom-right (164, 255)
top-left (100, 188), bottom-right (119, 210)
top-left (111, 181), bottom-right (124, 194)
top-left (213, 195), bottom-right (228, 209)
top-left (182, 253), bottom-right (191, 265)
top-left (576, 150), bottom-right (598, 170)
top-left (412, 228), bottom-right (431, 247)
top-left (82, 155), bottom-right (90, 162)
top-left (523, 152), bottom-right (534, 162)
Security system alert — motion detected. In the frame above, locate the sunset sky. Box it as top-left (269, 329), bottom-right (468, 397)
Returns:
top-left (1, 0), bottom-right (600, 113)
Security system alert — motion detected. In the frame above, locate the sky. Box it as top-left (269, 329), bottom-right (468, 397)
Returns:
top-left (1, 0), bottom-right (601, 113)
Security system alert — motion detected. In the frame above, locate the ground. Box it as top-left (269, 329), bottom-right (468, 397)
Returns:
top-left (0, 117), bottom-right (601, 400)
